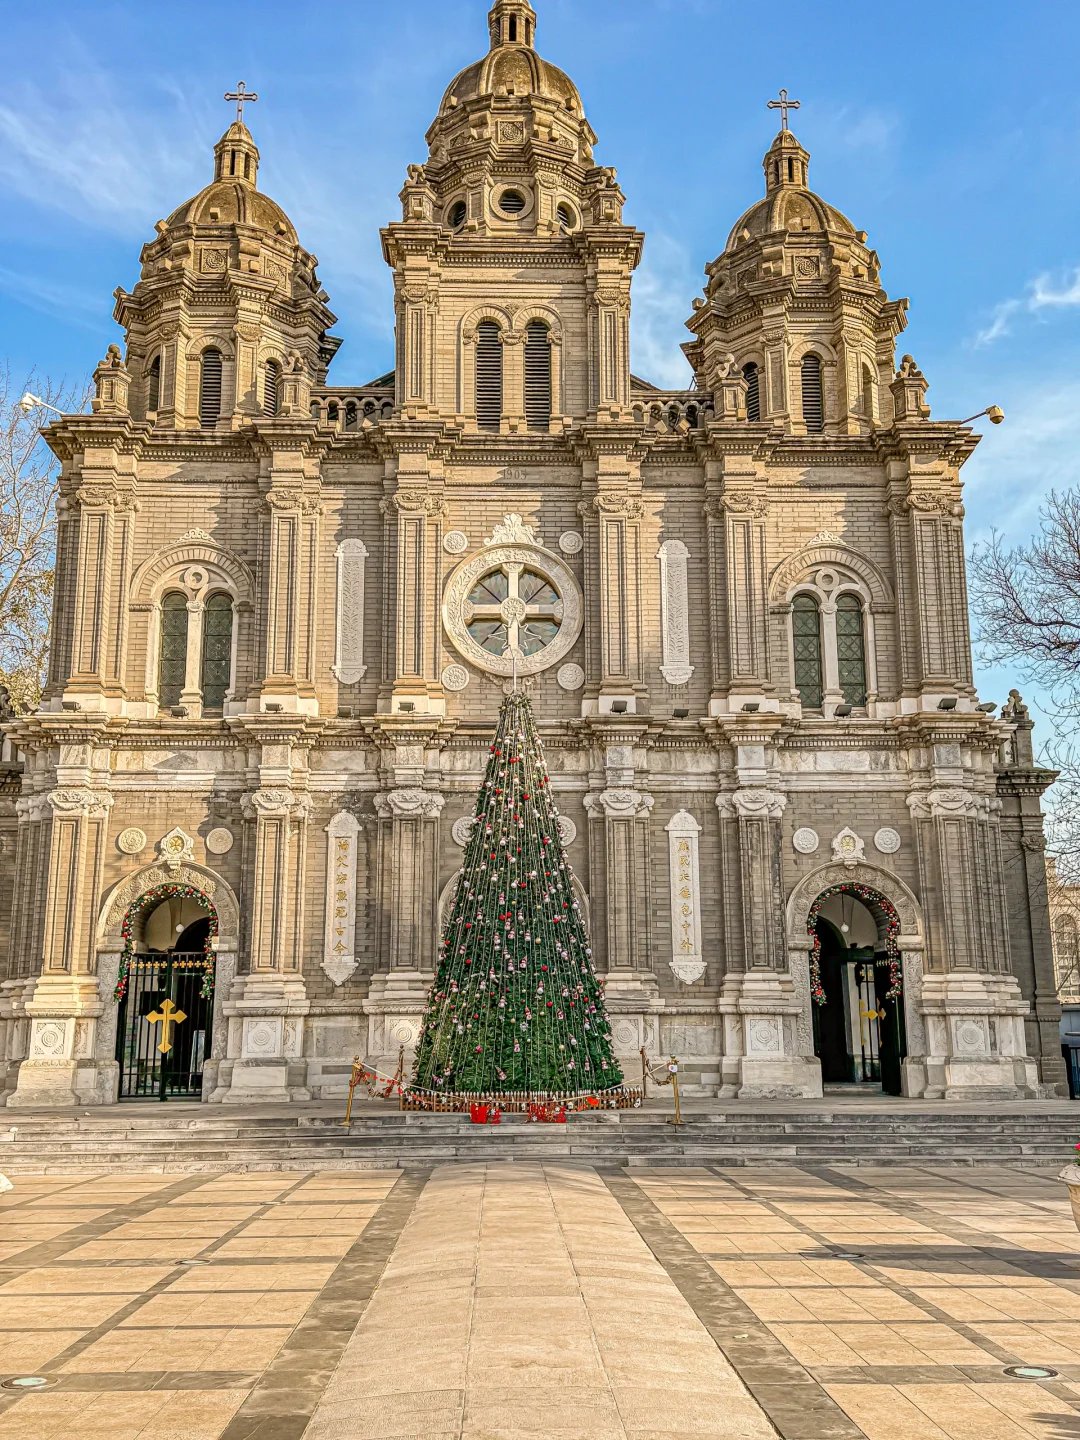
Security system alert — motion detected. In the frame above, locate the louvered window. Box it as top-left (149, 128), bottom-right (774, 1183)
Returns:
top-left (792, 594), bottom-right (823, 709)
top-left (556, 203), bottom-right (573, 231)
top-left (836, 593), bottom-right (867, 706)
top-left (524, 321), bottom-right (552, 432)
top-left (448, 200), bottom-right (467, 229)
top-left (199, 349), bottom-right (223, 428)
top-left (499, 189), bottom-right (526, 215)
top-left (158, 592), bottom-right (189, 710)
top-left (475, 321), bottom-right (503, 432)
top-left (862, 363), bottom-right (875, 421)
top-left (147, 356), bottom-right (161, 414)
top-left (263, 361), bottom-right (281, 417)
top-left (743, 362), bottom-right (760, 422)
top-left (801, 353), bottom-right (823, 433)
top-left (201, 593), bottom-right (234, 714)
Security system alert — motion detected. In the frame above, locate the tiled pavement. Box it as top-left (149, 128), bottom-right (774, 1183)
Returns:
top-left (1, 1163), bottom-right (1080, 1438)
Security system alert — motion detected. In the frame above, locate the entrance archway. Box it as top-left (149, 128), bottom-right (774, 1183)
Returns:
top-left (114, 883), bottom-right (218, 1101)
top-left (808, 883), bottom-right (905, 1095)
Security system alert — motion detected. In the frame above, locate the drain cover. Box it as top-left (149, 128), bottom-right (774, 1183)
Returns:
top-left (179, 1259), bottom-right (209, 1266)
top-left (832, 1252), bottom-right (866, 1260)
top-left (2, 1377), bottom-right (52, 1390)
top-left (1002, 1366), bottom-right (1058, 1380)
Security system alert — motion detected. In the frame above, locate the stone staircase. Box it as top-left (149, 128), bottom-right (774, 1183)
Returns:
top-left (1, 1104), bottom-right (1077, 1173)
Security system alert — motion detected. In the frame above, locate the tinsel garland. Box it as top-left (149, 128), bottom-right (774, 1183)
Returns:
top-left (807, 883), bottom-right (902, 1007)
top-left (113, 884), bottom-right (217, 1003)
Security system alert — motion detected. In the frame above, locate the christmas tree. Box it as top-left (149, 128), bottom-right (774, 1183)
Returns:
top-left (413, 690), bottom-right (623, 1096)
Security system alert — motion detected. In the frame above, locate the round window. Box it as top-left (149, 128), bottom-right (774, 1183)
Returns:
top-left (448, 199), bottom-right (467, 229)
top-left (499, 189), bottom-right (526, 215)
top-left (556, 203), bottom-right (575, 231)
top-left (443, 544), bottom-right (583, 678)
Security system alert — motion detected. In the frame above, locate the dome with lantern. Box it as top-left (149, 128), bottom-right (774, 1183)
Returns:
top-left (161, 121), bottom-right (299, 244)
top-left (439, 0), bottom-right (583, 114)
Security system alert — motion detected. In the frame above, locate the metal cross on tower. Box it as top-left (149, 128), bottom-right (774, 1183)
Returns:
top-left (224, 81), bottom-right (259, 123)
top-left (767, 88), bottom-right (801, 131)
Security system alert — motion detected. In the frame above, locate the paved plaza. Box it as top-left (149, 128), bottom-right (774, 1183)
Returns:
top-left (1, 1163), bottom-right (1080, 1438)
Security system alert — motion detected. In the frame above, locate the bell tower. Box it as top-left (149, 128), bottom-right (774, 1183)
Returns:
top-left (381, 0), bottom-right (643, 429)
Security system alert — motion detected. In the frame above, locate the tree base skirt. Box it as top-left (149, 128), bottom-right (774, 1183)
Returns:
top-left (400, 1086), bottom-right (645, 1113)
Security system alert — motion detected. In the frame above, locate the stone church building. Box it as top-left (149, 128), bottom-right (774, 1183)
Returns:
top-left (0, 0), bottom-right (1062, 1105)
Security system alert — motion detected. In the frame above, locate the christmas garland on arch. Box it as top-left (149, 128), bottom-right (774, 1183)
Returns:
top-left (807, 883), bottom-right (901, 1007)
top-left (113, 884), bottom-right (218, 1003)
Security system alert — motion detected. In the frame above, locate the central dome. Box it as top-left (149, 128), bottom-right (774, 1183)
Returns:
top-left (438, 0), bottom-right (584, 117)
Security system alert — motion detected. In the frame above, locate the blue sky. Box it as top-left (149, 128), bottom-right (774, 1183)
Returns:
top-left (2, 0), bottom-right (1077, 733)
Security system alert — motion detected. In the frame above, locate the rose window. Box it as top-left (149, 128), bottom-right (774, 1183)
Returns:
top-left (465, 565), bottom-right (563, 659)
top-left (442, 543), bottom-right (583, 678)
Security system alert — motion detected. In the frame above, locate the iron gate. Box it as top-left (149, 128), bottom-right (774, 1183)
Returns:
top-left (116, 952), bottom-right (213, 1100)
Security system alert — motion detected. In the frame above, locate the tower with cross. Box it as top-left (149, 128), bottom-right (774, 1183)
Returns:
top-left (767, 88), bottom-right (801, 131)
top-left (224, 81), bottom-right (259, 125)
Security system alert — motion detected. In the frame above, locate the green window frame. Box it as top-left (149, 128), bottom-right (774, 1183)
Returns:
top-left (158, 592), bottom-right (189, 710)
top-left (792, 593), bottom-right (823, 709)
top-left (200, 593), bottom-right (234, 714)
top-left (836, 592), bottom-right (867, 706)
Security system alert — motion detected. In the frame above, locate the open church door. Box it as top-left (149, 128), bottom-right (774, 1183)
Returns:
top-left (874, 954), bottom-right (905, 1097)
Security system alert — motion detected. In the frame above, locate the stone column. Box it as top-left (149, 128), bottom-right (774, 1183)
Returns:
top-left (256, 469), bottom-right (323, 715)
top-left (715, 480), bottom-right (771, 710)
top-left (219, 786), bottom-right (312, 1103)
top-left (583, 765), bottom-right (661, 1067)
top-left (716, 786), bottom-right (820, 1098)
top-left (7, 785), bottom-right (113, 1107)
top-left (380, 486), bottom-right (447, 714)
top-left (907, 785), bottom-right (1038, 1098)
top-left (579, 489), bottom-right (645, 712)
top-left (364, 788), bottom-right (445, 1071)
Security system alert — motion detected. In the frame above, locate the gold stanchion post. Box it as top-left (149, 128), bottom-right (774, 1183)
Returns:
top-left (667, 1056), bottom-right (682, 1127)
top-left (340, 1054), bottom-right (362, 1127)
top-left (640, 1046), bottom-right (648, 1097)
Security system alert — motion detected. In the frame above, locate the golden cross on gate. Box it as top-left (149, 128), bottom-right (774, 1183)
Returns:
top-left (224, 81), bottom-right (258, 124)
top-left (146, 998), bottom-right (187, 1055)
top-left (767, 88), bottom-right (801, 131)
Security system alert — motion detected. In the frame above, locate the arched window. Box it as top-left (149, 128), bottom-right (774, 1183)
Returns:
top-left (263, 361), bottom-right (281, 417)
top-left (199, 349), bottom-right (223, 428)
top-left (861, 362), bottom-right (876, 422)
top-left (475, 320), bottom-right (503, 432)
top-left (200, 593), bottom-right (234, 714)
top-left (509, 13), bottom-right (518, 40)
top-left (147, 355), bottom-right (161, 414)
top-left (159, 592), bottom-right (189, 710)
top-left (836, 593), bottom-right (867, 706)
top-left (800, 353), bottom-right (824, 433)
top-left (1056, 916), bottom-right (1080, 983)
top-left (743, 362), bottom-right (760, 422)
top-left (556, 203), bottom-right (573, 231)
top-left (524, 321), bottom-right (552, 432)
top-left (792, 593), bottom-right (823, 709)
top-left (448, 199), bottom-right (467, 229)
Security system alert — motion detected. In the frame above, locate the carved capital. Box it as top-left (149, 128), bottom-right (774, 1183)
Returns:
top-left (47, 788), bottom-right (114, 819)
top-left (717, 788), bottom-right (787, 821)
top-left (583, 788), bottom-right (654, 820)
top-left (240, 788), bottom-right (313, 820)
top-left (906, 787), bottom-right (979, 820)
top-left (373, 788), bottom-right (446, 819)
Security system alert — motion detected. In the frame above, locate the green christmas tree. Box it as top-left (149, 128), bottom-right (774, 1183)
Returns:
top-left (413, 690), bottom-right (623, 1096)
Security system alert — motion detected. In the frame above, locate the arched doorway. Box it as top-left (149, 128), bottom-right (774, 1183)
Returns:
top-left (114, 884), bottom-right (218, 1100)
top-left (808, 884), bottom-right (906, 1096)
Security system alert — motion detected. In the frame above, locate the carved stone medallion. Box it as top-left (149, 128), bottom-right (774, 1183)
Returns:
top-left (443, 530), bottom-right (468, 555)
top-left (117, 827), bottom-right (147, 856)
top-left (557, 663), bottom-right (585, 691)
top-left (558, 531), bottom-right (584, 555)
top-left (452, 817), bottom-right (477, 847)
top-left (792, 827), bottom-right (820, 855)
top-left (874, 827), bottom-right (901, 855)
top-left (442, 664), bottom-right (470, 692)
top-left (556, 816), bottom-right (577, 846)
top-left (205, 828), bottom-right (235, 855)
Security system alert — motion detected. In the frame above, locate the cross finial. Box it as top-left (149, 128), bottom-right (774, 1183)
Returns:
top-left (224, 81), bottom-right (258, 124)
top-left (767, 88), bottom-right (801, 131)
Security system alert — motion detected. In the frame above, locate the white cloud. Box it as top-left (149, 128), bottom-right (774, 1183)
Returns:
top-left (629, 231), bottom-right (698, 389)
top-left (974, 268), bottom-right (1080, 346)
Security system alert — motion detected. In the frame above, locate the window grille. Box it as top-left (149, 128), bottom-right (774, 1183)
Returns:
top-left (801, 353), bottom-right (823, 433)
top-left (500, 189), bottom-right (526, 215)
top-left (199, 349), bottom-right (223, 428)
top-left (524, 321), bottom-right (552, 432)
top-left (556, 203), bottom-right (573, 231)
top-left (147, 356), bottom-right (161, 414)
top-left (475, 321), bottom-right (503, 432)
top-left (836, 593), bottom-right (867, 706)
top-left (159, 592), bottom-right (189, 709)
top-left (449, 200), bottom-right (467, 229)
top-left (263, 361), bottom-right (280, 417)
top-left (792, 593), bottom-right (823, 708)
top-left (200, 593), bottom-right (234, 713)
top-left (743, 362), bottom-right (760, 422)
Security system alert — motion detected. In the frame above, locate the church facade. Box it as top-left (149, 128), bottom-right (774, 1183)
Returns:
top-left (0, 0), bottom-right (1063, 1106)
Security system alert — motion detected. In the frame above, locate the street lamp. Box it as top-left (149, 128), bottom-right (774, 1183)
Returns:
top-left (960, 405), bottom-right (1005, 426)
top-left (18, 393), bottom-right (64, 418)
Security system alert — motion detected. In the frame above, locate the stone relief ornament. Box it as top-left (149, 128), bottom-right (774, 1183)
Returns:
top-left (157, 827), bottom-right (196, 871)
top-left (557, 663), bottom-right (585, 691)
top-left (874, 827), bottom-right (902, 855)
top-left (484, 513), bottom-right (539, 546)
top-left (441, 664), bottom-right (470, 692)
top-left (443, 544), bottom-right (583, 679)
top-left (332, 539), bottom-right (369, 684)
top-left (48, 789), bottom-right (114, 818)
top-left (452, 817), bottom-right (477, 847)
top-left (556, 816), bottom-right (577, 846)
top-left (443, 531), bottom-right (469, 555)
top-left (717, 789), bottom-right (788, 821)
top-left (666, 810), bottom-right (705, 985)
top-left (205, 828), bottom-right (235, 855)
top-left (323, 811), bottom-right (361, 988)
top-left (558, 531), bottom-right (584, 555)
top-left (373, 789), bottom-right (447, 819)
top-left (832, 827), bottom-right (866, 866)
top-left (657, 540), bottom-right (694, 686)
top-left (583, 789), bottom-right (654, 820)
top-left (792, 827), bottom-right (820, 855)
top-left (117, 828), bottom-right (147, 856)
